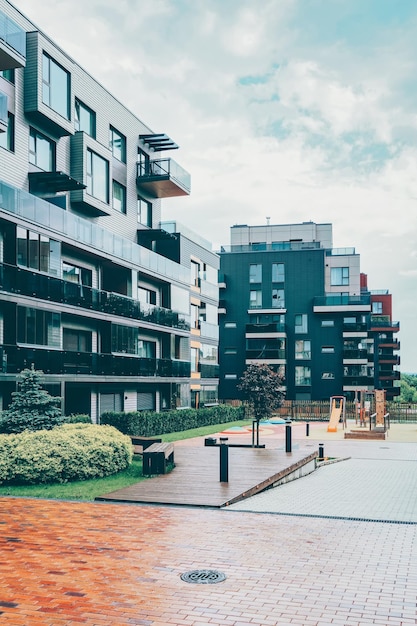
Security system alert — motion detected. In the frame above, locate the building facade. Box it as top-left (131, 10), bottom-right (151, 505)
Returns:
top-left (219, 222), bottom-right (400, 402)
top-left (0, 0), bottom-right (219, 419)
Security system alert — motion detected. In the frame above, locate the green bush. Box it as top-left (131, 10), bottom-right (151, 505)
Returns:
top-left (0, 423), bottom-right (133, 485)
top-left (101, 404), bottom-right (246, 436)
top-left (64, 414), bottom-right (92, 423)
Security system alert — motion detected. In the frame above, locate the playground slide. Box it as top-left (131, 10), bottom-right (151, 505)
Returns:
top-left (327, 405), bottom-right (342, 432)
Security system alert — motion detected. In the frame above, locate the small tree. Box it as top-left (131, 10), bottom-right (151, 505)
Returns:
top-left (238, 363), bottom-right (285, 422)
top-left (0, 367), bottom-right (63, 434)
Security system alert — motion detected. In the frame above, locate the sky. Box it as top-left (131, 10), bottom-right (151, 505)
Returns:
top-left (14, 0), bottom-right (417, 373)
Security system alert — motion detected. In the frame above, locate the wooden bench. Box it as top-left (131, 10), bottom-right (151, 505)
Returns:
top-left (130, 436), bottom-right (162, 455)
top-left (142, 442), bottom-right (174, 476)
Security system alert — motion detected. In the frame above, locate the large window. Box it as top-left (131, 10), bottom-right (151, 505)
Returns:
top-left (191, 347), bottom-right (199, 373)
top-left (17, 307), bottom-right (60, 347)
top-left (295, 340), bottom-right (311, 360)
top-left (111, 324), bottom-right (138, 354)
top-left (295, 313), bottom-right (308, 334)
top-left (331, 267), bottom-right (349, 286)
top-left (29, 128), bottom-right (55, 171)
top-left (109, 126), bottom-right (126, 162)
top-left (272, 288), bottom-right (285, 308)
top-left (295, 366), bottom-right (311, 386)
top-left (138, 286), bottom-right (156, 305)
top-left (372, 301), bottom-right (383, 314)
top-left (0, 112), bottom-right (14, 151)
top-left (86, 149), bottom-right (109, 203)
top-left (42, 53), bottom-right (70, 119)
top-left (63, 328), bottom-right (92, 352)
top-left (112, 180), bottom-right (126, 214)
top-left (62, 261), bottom-right (92, 286)
top-left (272, 263), bottom-right (285, 282)
top-left (17, 227), bottom-right (60, 275)
top-left (249, 290), bottom-right (262, 309)
top-left (74, 99), bottom-right (96, 137)
top-left (137, 196), bottom-right (152, 226)
top-left (138, 340), bottom-right (156, 359)
top-left (249, 264), bottom-right (262, 283)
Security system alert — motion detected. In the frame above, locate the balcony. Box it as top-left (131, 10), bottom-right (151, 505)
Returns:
top-left (199, 363), bottom-right (219, 378)
top-left (378, 370), bottom-right (401, 381)
top-left (1, 344), bottom-right (191, 378)
top-left (342, 349), bottom-right (369, 360)
top-left (342, 322), bottom-right (368, 333)
top-left (378, 354), bottom-right (400, 365)
top-left (369, 319), bottom-right (400, 332)
top-left (0, 262), bottom-right (190, 331)
top-left (0, 11), bottom-right (26, 70)
top-left (314, 294), bottom-right (370, 313)
top-left (136, 158), bottom-right (191, 198)
top-left (245, 322), bottom-right (286, 337)
top-left (379, 339), bottom-right (400, 350)
top-left (246, 349), bottom-right (286, 360)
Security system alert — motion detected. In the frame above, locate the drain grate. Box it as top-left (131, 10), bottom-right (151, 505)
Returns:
top-left (180, 569), bottom-right (226, 584)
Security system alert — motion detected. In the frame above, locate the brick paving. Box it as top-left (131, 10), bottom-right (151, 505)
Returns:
top-left (0, 422), bottom-right (416, 625)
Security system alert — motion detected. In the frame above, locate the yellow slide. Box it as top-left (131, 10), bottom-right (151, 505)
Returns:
top-left (327, 403), bottom-right (342, 432)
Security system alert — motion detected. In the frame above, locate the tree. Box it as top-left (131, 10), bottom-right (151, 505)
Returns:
top-left (238, 364), bottom-right (285, 422)
top-left (0, 367), bottom-right (63, 434)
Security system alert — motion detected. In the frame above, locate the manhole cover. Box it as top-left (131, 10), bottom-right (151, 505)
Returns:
top-left (180, 569), bottom-right (226, 584)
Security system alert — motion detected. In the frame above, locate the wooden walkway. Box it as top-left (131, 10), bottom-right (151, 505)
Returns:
top-left (96, 445), bottom-right (317, 508)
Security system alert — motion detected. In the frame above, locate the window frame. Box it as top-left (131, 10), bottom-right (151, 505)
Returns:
top-left (331, 266), bottom-right (349, 286)
top-left (249, 263), bottom-right (262, 283)
top-left (29, 127), bottom-right (55, 171)
top-left (109, 125), bottom-right (126, 163)
top-left (86, 148), bottom-right (109, 203)
top-left (42, 52), bottom-right (70, 120)
top-left (112, 180), bottom-right (127, 214)
top-left (137, 196), bottom-right (152, 226)
top-left (74, 98), bottom-right (96, 137)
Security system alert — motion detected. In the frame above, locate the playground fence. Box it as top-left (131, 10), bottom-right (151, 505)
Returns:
top-left (272, 400), bottom-right (417, 423)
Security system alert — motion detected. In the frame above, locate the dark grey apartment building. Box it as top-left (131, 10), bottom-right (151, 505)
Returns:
top-left (219, 222), bottom-right (400, 402)
top-left (0, 0), bottom-right (219, 419)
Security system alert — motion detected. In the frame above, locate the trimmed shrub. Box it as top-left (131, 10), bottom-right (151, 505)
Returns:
top-left (64, 414), bottom-right (92, 424)
top-left (101, 404), bottom-right (246, 436)
top-left (0, 423), bottom-right (133, 485)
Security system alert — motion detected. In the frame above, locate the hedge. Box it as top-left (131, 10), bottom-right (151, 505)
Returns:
top-left (0, 423), bottom-right (133, 485)
top-left (101, 404), bottom-right (246, 436)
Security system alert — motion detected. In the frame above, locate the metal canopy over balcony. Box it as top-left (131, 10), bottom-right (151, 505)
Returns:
top-left (139, 133), bottom-right (179, 152)
top-left (28, 171), bottom-right (86, 194)
top-left (0, 11), bottom-right (26, 69)
top-left (137, 158), bottom-right (191, 198)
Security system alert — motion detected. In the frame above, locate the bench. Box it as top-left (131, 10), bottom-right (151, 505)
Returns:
top-left (142, 442), bottom-right (174, 476)
top-left (130, 436), bottom-right (162, 455)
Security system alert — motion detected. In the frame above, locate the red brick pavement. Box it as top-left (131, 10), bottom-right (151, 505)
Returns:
top-left (1, 497), bottom-right (416, 625)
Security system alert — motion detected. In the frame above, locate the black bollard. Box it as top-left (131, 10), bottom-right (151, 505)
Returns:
top-left (318, 443), bottom-right (324, 460)
top-left (219, 437), bottom-right (229, 482)
top-left (285, 419), bottom-right (292, 453)
top-left (306, 422), bottom-right (310, 437)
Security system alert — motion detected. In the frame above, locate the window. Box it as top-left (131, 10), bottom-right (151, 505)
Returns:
top-left (191, 260), bottom-right (200, 287)
top-left (138, 286), bottom-right (156, 305)
top-left (62, 261), bottom-right (92, 286)
top-left (74, 99), bottom-right (96, 137)
top-left (224, 322), bottom-right (237, 328)
top-left (191, 347), bottom-right (199, 373)
top-left (111, 324), bottom-right (138, 354)
top-left (331, 267), bottom-right (349, 286)
top-left (295, 313), bottom-right (308, 334)
top-left (109, 125), bottom-right (126, 162)
top-left (63, 328), bottom-right (92, 352)
top-left (0, 69), bottom-right (15, 83)
top-left (249, 290), bottom-right (262, 309)
top-left (17, 306), bottom-right (60, 347)
top-left (137, 196), bottom-right (152, 226)
top-left (191, 304), bottom-right (199, 329)
top-left (29, 128), bottom-right (55, 171)
top-left (0, 112), bottom-right (14, 151)
top-left (295, 340), bottom-right (311, 360)
top-left (86, 149), bottom-right (109, 203)
top-left (344, 316), bottom-right (356, 324)
top-left (42, 53), bottom-right (70, 119)
top-left (322, 372), bottom-right (335, 380)
top-left (295, 366), bottom-right (311, 386)
top-left (372, 301), bottom-right (383, 314)
top-left (321, 320), bottom-right (334, 327)
top-left (224, 374), bottom-right (237, 380)
top-left (249, 264), bottom-right (262, 283)
top-left (322, 346), bottom-right (335, 353)
top-left (17, 227), bottom-right (60, 275)
top-left (224, 347), bottom-right (237, 354)
top-left (272, 288), bottom-right (285, 308)
top-left (112, 180), bottom-right (126, 214)
top-left (138, 340), bottom-right (156, 358)
top-left (272, 263), bottom-right (285, 282)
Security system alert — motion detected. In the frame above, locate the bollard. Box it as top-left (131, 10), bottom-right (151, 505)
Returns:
top-left (219, 437), bottom-right (229, 482)
top-left (318, 443), bottom-right (324, 460)
top-left (306, 422), bottom-right (310, 437)
top-left (285, 419), bottom-right (292, 453)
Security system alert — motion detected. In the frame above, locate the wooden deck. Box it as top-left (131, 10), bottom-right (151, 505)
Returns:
top-left (96, 445), bottom-right (318, 508)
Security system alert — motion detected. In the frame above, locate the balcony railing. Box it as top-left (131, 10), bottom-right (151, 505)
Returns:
top-left (0, 263), bottom-right (190, 330)
top-left (137, 158), bottom-right (191, 198)
top-left (343, 322), bottom-right (368, 332)
top-left (1, 344), bottom-right (191, 377)
top-left (342, 349), bottom-right (369, 359)
top-left (0, 10), bottom-right (26, 69)
top-left (314, 295), bottom-right (370, 307)
top-left (246, 349), bottom-right (286, 360)
top-left (370, 320), bottom-right (400, 331)
top-left (246, 323), bottom-right (286, 334)
top-left (199, 363), bottom-right (219, 378)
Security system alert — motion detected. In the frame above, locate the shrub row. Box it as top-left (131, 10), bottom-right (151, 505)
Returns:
top-left (101, 404), bottom-right (246, 436)
top-left (0, 423), bottom-right (132, 485)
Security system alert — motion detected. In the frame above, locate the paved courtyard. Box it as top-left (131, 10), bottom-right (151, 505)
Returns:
top-left (0, 423), bottom-right (416, 625)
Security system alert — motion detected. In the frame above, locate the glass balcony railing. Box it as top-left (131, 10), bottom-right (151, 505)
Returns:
top-left (199, 363), bottom-right (219, 378)
top-left (0, 263), bottom-right (191, 330)
top-left (0, 11), bottom-right (26, 59)
top-left (137, 158), bottom-right (191, 195)
top-left (314, 295), bottom-right (370, 307)
top-left (1, 344), bottom-right (191, 377)
top-left (246, 322), bottom-right (286, 334)
top-left (0, 180), bottom-right (190, 285)
top-left (246, 349), bottom-right (286, 360)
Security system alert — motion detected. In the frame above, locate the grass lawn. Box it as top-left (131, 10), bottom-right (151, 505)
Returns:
top-left (0, 419), bottom-right (251, 501)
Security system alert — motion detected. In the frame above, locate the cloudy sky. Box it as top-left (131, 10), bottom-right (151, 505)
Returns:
top-left (15, 0), bottom-right (417, 372)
